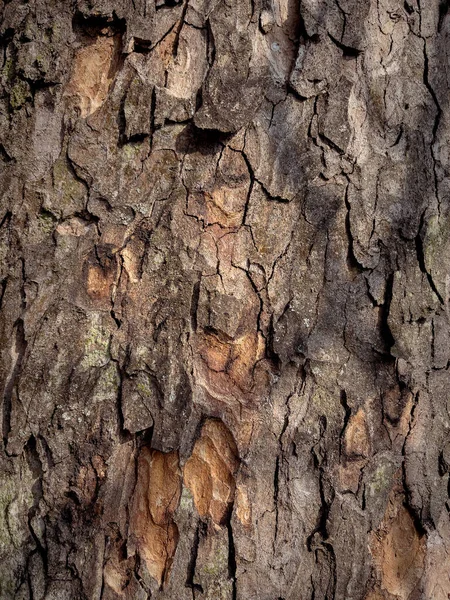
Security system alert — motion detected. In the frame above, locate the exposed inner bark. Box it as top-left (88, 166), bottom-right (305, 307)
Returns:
top-left (1, 0), bottom-right (450, 598)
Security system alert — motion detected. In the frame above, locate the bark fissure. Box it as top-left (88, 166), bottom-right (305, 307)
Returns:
top-left (2, 0), bottom-right (450, 597)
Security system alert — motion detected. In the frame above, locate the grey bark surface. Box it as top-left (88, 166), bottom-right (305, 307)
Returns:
top-left (1, 0), bottom-right (450, 598)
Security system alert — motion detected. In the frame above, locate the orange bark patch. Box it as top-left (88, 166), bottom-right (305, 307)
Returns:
top-left (66, 33), bottom-right (121, 117)
top-left (184, 419), bottom-right (240, 526)
top-left (338, 461), bottom-right (364, 494)
top-left (104, 557), bottom-right (130, 595)
top-left (121, 237), bottom-right (144, 284)
top-left (187, 147), bottom-right (250, 228)
top-left (235, 484), bottom-right (252, 527)
top-left (197, 329), bottom-right (265, 393)
top-left (344, 408), bottom-right (370, 459)
top-left (103, 534), bottom-right (133, 595)
top-left (56, 217), bottom-right (90, 237)
top-left (74, 463), bottom-right (98, 505)
top-left (368, 475), bottom-right (425, 599)
top-left (364, 592), bottom-right (386, 600)
top-left (203, 186), bottom-right (248, 227)
top-left (129, 449), bottom-right (181, 587)
top-left (86, 264), bottom-right (114, 299)
top-left (85, 245), bottom-right (117, 301)
top-left (155, 29), bottom-right (177, 69)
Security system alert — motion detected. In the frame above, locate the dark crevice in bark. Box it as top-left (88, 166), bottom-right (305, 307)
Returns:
top-left (118, 90), bottom-right (129, 147)
top-left (157, 0), bottom-right (183, 10)
top-left (323, 542), bottom-right (337, 600)
top-left (339, 389), bottom-right (351, 456)
top-left (134, 38), bottom-right (152, 53)
top-left (182, 123), bottom-right (233, 150)
top-left (379, 272), bottom-right (396, 352)
top-left (266, 314), bottom-right (282, 370)
top-left (192, 18), bottom-right (215, 119)
top-left (401, 391), bottom-right (427, 526)
top-left (404, 1), bottom-right (414, 15)
top-left (308, 418), bottom-right (334, 556)
top-left (135, 425), bottom-right (154, 449)
top-left (318, 130), bottom-right (345, 156)
top-left (416, 212), bottom-right (445, 304)
top-left (110, 308), bottom-right (121, 329)
top-left (186, 521), bottom-right (204, 594)
top-left (286, 83), bottom-right (309, 102)
top-left (0, 210), bottom-right (12, 230)
top-left (0, 143), bottom-right (15, 163)
top-left (344, 182), bottom-right (365, 273)
top-left (115, 349), bottom-right (133, 442)
top-left (133, 554), bottom-right (153, 598)
top-left (0, 27), bottom-right (14, 47)
top-left (0, 277), bottom-right (7, 312)
top-left (273, 454), bottom-right (281, 539)
top-left (172, 0), bottom-right (190, 58)
top-left (2, 318), bottom-right (27, 455)
top-left (110, 251), bottom-right (123, 329)
top-left (327, 33), bottom-right (361, 57)
top-left (226, 520), bottom-right (237, 600)
top-left (206, 19), bottom-right (216, 67)
top-left (149, 85), bottom-right (157, 153)
top-left (391, 124), bottom-right (404, 147)
top-left (190, 278), bottom-right (201, 332)
top-left (274, 385), bottom-right (293, 544)
top-left (335, 0), bottom-right (347, 41)
top-left (65, 151), bottom-right (92, 215)
top-left (25, 435), bottom-right (49, 586)
top-left (72, 11), bottom-right (126, 39)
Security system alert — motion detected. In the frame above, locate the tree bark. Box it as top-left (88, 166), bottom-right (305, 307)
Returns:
top-left (1, 0), bottom-right (450, 598)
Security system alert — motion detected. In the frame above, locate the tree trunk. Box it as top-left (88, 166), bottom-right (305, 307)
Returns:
top-left (1, 0), bottom-right (450, 598)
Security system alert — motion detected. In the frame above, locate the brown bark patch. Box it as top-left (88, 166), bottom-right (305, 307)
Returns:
top-left (56, 217), bottom-right (91, 237)
top-left (186, 147), bottom-right (250, 227)
top-left (203, 186), bottom-right (247, 227)
top-left (66, 32), bottom-right (121, 117)
top-left (235, 484), bottom-right (252, 527)
top-left (84, 246), bottom-right (117, 301)
top-left (129, 449), bottom-right (181, 587)
top-left (184, 419), bottom-right (240, 526)
top-left (103, 533), bottom-right (133, 595)
top-left (155, 29), bottom-right (177, 69)
top-left (338, 408), bottom-right (370, 492)
top-left (86, 264), bottom-right (114, 299)
top-left (197, 329), bottom-right (266, 394)
top-left (338, 460), bottom-right (365, 494)
top-left (368, 476), bottom-right (425, 599)
top-left (344, 408), bottom-right (371, 459)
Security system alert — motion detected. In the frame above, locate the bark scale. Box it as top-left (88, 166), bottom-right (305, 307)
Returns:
top-left (1, 0), bottom-right (450, 598)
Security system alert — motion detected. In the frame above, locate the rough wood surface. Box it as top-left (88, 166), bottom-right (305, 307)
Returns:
top-left (1, 0), bottom-right (450, 598)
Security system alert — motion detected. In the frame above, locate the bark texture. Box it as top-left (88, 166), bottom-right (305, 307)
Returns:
top-left (1, 0), bottom-right (450, 598)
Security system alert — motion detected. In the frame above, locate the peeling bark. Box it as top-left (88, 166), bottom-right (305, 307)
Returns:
top-left (1, 0), bottom-right (450, 598)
